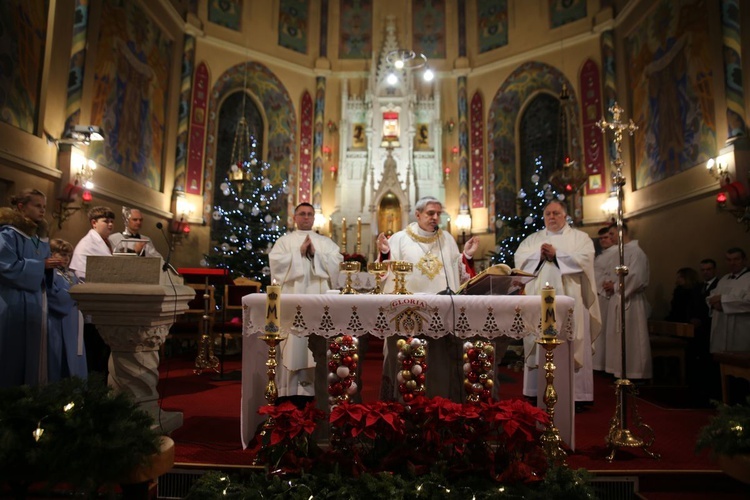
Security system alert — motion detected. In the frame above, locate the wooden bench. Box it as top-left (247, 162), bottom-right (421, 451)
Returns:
top-left (648, 320), bottom-right (694, 386)
top-left (713, 352), bottom-right (750, 404)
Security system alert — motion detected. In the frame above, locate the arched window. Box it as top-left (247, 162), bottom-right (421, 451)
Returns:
top-left (212, 90), bottom-right (265, 235)
top-left (518, 93), bottom-right (562, 196)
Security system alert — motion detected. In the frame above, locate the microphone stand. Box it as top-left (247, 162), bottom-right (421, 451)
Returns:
top-left (156, 222), bottom-right (175, 273)
top-left (434, 225), bottom-right (454, 296)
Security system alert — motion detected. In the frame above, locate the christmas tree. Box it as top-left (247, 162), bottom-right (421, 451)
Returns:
top-left (490, 156), bottom-right (566, 266)
top-left (204, 119), bottom-right (288, 286)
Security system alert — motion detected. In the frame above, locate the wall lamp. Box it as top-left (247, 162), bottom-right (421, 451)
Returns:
top-left (53, 146), bottom-right (96, 229)
top-left (455, 212), bottom-right (472, 246)
top-left (706, 157), bottom-right (730, 184)
top-left (601, 189), bottom-right (619, 218)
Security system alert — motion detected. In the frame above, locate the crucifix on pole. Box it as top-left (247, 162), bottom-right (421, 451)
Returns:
top-left (597, 102), bottom-right (660, 462)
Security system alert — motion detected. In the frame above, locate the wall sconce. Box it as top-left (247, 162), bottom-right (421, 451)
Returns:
top-left (706, 157), bottom-right (730, 184)
top-left (313, 211), bottom-right (327, 234)
top-left (168, 190), bottom-right (195, 247)
top-left (444, 119), bottom-right (455, 134)
top-left (329, 164), bottom-right (338, 179)
top-left (455, 212), bottom-right (472, 246)
top-left (443, 165), bottom-right (451, 181)
top-left (601, 190), bottom-right (619, 218)
top-left (323, 145), bottom-right (332, 161)
top-left (451, 146), bottom-right (459, 161)
top-left (53, 146), bottom-right (96, 228)
top-left (327, 120), bottom-right (338, 134)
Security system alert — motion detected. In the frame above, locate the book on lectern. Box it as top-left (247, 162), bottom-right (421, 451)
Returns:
top-left (457, 264), bottom-right (536, 296)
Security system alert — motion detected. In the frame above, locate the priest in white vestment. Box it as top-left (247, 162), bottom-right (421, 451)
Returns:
top-left (593, 227), bottom-right (617, 371)
top-left (515, 200), bottom-right (601, 403)
top-left (376, 196), bottom-right (478, 401)
top-left (603, 223), bottom-right (652, 379)
top-left (269, 203), bottom-right (343, 401)
top-left (708, 247), bottom-right (750, 353)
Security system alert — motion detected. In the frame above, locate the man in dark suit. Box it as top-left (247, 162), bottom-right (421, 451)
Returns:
top-left (700, 258), bottom-right (719, 297)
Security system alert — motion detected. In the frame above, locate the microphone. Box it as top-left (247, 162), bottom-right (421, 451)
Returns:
top-left (434, 224), bottom-right (454, 295)
top-left (156, 222), bottom-right (175, 273)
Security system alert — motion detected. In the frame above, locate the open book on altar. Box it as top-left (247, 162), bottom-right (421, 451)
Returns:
top-left (457, 264), bottom-right (536, 296)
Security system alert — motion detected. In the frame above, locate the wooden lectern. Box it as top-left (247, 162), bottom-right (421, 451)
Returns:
top-left (177, 268), bottom-right (232, 374)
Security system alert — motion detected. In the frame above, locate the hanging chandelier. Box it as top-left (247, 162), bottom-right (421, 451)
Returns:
top-left (549, 84), bottom-right (587, 195)
top-left (385, 49), bottom-right (434, 83)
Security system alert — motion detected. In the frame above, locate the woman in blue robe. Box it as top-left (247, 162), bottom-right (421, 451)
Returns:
top-left (0, 189), bottom-right (63, 387)
top-left (47, 238), bottom-right (87, 381)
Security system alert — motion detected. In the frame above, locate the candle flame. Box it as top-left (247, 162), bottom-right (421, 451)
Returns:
top-left (545, 282), bottom-right (549, 287)
top-left (272, 279), bottom-right (278, 285)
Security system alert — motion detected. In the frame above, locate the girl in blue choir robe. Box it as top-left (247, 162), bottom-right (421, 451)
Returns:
top-left (0, 189), bottom-right (62, 387)
top-left (47, 239), bottom-right (87, 381)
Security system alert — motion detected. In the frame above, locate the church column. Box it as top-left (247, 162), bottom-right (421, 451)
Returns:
top-left (173, 35), bottom-right (195, 193)
top-left (720, 0), bottom-right (746, 139)
top-left (64, 0), bottom-right (90, 131)
top-left (456, 76), bottom-right (471, 237)
top-left (600, 30), bottom-right (618, 166)
top-left (312, 76), bottom-right (326, 210)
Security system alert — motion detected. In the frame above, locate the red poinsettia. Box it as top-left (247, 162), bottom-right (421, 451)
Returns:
top-left (258, 401), bottom-right (325, 446)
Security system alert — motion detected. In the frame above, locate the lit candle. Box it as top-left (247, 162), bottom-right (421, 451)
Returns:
top-left (328, 216), bottom-right (333, 236)
top-left (447, 217), bottom-right (452, 235)
top-left (356, 217), bottom-right (362, 253)
top-left (541, 282), bottom-right (556, 339)
top-left (341, 217), bottom-right (347, 251)
top-left (265, 280), bottom-right (281, 336)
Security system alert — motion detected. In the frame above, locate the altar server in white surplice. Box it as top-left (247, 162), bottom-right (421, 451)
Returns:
top-left (515, 200), bottom-right (601, 403)
top-left (376, 196), bottom-right (479, 402)
top-left (707, 247), bottom-right (750, 353)
top-left (269, 203), bottom-right (343, 401)
top-left (593, 227), bottom-right (617, 371)
top-left (603, 223), bottom-right (652, 380)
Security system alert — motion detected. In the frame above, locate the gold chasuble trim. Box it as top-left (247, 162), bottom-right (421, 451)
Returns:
top-left (406, 225), bottom-right (443, 280)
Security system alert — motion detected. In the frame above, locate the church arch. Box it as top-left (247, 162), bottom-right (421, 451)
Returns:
top-left (204, 62), bottom-right (297, 224)
top-left (487, 62), bottom-right (581, 240)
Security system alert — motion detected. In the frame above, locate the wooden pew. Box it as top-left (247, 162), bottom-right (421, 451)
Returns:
top-left (648, 320), bottom-right (694, 386)
top-left (713, 352), bottom-right (750, 404)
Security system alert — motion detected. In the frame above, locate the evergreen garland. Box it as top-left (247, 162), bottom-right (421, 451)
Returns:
top-left (491, 157), bottom-right (566, 266)
top-left (204, 148), bottom-right (288, 286)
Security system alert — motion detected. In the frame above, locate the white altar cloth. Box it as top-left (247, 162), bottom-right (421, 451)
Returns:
top-left (241, 293), bottom-right (576, 449)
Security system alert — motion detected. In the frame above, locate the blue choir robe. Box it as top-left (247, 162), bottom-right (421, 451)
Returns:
top-left (0, 220), bottom-right (50, 387)
top-left (47, 269), bottom-right (87, 381)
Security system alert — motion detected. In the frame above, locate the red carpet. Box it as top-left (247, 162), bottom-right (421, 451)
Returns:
top-left (157, 350), bottom-right (719, 473)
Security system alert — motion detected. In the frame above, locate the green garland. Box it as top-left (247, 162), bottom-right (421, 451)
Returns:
top-left (187, 468), bottom-right (595, 499)
top-left (0, 376), bottom-right (161, 497)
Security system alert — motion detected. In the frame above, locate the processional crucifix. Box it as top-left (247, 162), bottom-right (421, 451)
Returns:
top-left (597, 103), bottom-right (660, 462)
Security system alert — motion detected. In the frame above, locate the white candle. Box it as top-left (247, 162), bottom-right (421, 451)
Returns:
top-left (541, 282), bottom-right (556, 338)
top-left (265, 280), bottom-right (281, 336)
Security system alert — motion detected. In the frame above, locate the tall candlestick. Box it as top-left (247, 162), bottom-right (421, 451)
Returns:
top-left (265, 281), bottom-right (281, 336)
top-left (341, 217), bottom-right (347, 253)
top-left (356, 217), bottom-right (362, 254)
top-left (541, 282), bottom-right (556, 338)
top-left (328, 216), bottom-right (333, 236)
top-left (447, 217), bottom-right (452, 235)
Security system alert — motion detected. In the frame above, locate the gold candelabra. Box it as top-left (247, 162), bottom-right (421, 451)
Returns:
top-left (597, 102), bottom-right (659, 462)
top-left (252, 325), bottom-right (285, 465)
top-left (537, 337), bottom-right (567, 465)
top-left (193, 280), bottom-right (219, 375)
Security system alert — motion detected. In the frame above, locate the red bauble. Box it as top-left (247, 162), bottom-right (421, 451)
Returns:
top-left (402, 393), bottom-right (414, 402)
top-left (470, 360), bottom-right (482, 371)
top-left (467, 371), bottom-right (479, 383)
top-left (481, 389), bottom-right (492, 400)
top-left (342, 356), bottom-right (353, 366)
top-left (342, 335), bottom-right (353, 344)
top-left (398, 383), bottom-right (407, 394)
top-left (401, 358), bottom-right (414, 369)
top-left (328, 361), bottom-right (338, 372)
top-left (329, 343), bottom-right (340, 353)
top-left (416, 374), bottom-right (426, 384)
top-left (467, 348), bottom-right (478, 360)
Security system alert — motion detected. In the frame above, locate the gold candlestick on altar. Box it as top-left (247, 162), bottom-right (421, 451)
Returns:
top-left (253, 281), bottom-right (285, 465)
top-left (537, 336), bottom-right (567, 466)
top-left (341, 217), bottom-right (347, 253)
top-left (356, 217), bottom-right (362, 254)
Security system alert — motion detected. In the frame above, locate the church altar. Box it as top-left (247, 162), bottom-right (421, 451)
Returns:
top-left (240, 293), bottom-right (577, 449)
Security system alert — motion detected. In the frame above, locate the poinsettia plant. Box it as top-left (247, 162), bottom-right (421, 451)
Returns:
top-left (254, 401), bottom-right (326, 470)
top-left (256, 396), bottom-right (550, 483)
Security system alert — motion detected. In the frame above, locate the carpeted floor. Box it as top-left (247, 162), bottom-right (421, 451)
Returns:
top-left (157, 347), bottom-right (721, 474)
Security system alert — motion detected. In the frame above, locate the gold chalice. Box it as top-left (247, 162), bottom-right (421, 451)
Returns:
top-left (367, 262), bottom-right (389, 294)
top-left (390, 260), bottom-right (413, 295)
top-left (339, 261), bottom-right (361, 294)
